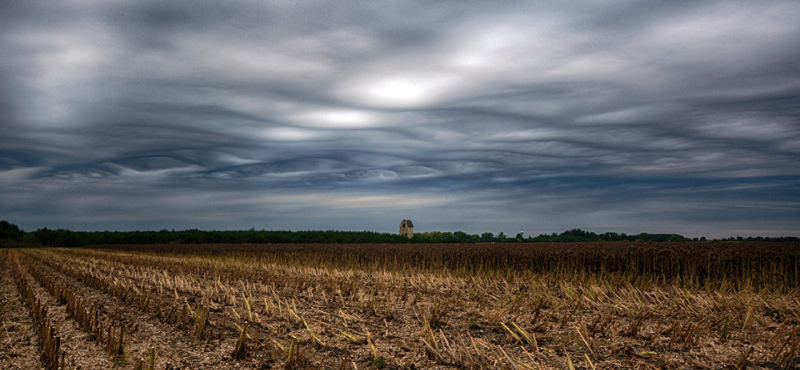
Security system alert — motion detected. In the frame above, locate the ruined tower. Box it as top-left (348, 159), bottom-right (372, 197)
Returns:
top-left (399, 219), bottom-right (414, 238)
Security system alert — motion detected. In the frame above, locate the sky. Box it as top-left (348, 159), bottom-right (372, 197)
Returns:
top-left (1, 0), bottom-right (799, 238)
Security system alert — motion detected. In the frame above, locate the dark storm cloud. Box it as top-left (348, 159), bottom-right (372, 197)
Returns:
top-left (1, 0), bottom-right (799, 236)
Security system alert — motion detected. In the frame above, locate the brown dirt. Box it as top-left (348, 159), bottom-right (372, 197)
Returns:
top-left (19, 267), bottom-right (116, 369)
top-left (26, 253), bottom-right (265, 369)
top-left (0, 263), bottom-right (41, 370)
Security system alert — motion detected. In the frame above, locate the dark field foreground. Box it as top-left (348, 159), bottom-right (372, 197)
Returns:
top-left (2, 242), bottom-right (798, 369)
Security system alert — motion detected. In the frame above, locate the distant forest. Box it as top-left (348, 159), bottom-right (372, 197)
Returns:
top-left (0, 220), bottom-right (797, 247)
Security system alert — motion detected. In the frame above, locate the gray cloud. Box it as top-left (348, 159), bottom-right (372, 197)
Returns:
top-left (1, 0), bottom-right (799, 237)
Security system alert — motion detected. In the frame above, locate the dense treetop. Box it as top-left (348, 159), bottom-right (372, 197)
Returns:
top-left (0, 221), bottom-right (796, 247)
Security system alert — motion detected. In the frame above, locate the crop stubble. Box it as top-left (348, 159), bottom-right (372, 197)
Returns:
top-left (1, 242), bottom-right (798, 369)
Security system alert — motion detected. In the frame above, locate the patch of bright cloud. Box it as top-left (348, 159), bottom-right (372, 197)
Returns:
top-left (260, 127), bottom-right (323, 141)
top-left (343, 74), bottom-right (458, 108)
top-left (292, 109), bottom-right (379, 129)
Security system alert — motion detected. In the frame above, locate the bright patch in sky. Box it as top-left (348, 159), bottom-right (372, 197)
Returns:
top-left (261, 127), bottom-right (320, 141)
top-left (293, 110), bottom-right (377, 129)
top-left (351, 75), bottom-right (458, 108)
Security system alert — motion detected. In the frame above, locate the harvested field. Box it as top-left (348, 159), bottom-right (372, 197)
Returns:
top-left (1, 242), bottom-right (799, 369)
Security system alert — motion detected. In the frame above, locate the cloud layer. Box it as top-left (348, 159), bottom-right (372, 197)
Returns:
top-left (1, 0), bottom-right (799, 237)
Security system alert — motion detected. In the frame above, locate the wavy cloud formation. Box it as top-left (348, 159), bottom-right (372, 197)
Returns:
top-left (1, 0), bottom-right (799, 236)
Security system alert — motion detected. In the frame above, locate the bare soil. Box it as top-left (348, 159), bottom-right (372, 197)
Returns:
top-left (0, 265), bottom-right (41, 370)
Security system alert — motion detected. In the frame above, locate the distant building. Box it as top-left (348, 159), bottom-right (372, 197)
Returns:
top-left (399, 219), bottom-right (414, 238)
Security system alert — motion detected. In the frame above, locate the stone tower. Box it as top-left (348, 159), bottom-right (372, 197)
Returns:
top-left (399, 219), bottom-right (414, 238)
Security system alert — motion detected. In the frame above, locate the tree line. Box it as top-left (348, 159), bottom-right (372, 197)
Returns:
top-left (0, 220), bottom-right (797, 247)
